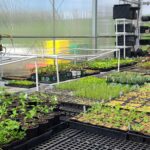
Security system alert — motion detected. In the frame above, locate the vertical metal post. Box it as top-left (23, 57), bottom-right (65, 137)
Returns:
top-left (115, 19), bottom-right (118, 58)
top-left (74, 48), bottom-right (77, 65)
top-left (135, 0), bottom-right (141, 50)
top-left (83, 105), bottom-right (86, 113)
top-left (52, 0), bottom-right (56, 64)
top-left (123, 19), bottom-right (126, 58)
top-left (92, 0), bottom-right (98, 50)
top-left (55, 56), bottom-right (60, 84)
top-left (118, 49), bottom-right (120, 72)
top-left (35, 61), bottom-right (39, 91)
top-left (0, 54), bottom-right (3, 80)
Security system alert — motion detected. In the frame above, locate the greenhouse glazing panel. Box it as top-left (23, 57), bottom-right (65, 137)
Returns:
top-left (97, 38), bottom-right (115, 49)
top-left (54, 0), bottom-right (92, 36)
top-left (1, 37), bottom-right (93, 76)
top-left (0, 0), bottom-right (53, 36)
top-left (97, 0), bottom-right (119, 36)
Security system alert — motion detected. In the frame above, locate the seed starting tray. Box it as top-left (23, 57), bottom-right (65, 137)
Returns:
top-left (31, 122), bottom-right (150, 150)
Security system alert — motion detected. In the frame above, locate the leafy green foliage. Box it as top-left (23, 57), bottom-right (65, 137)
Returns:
top-left (107, 72), bottom-right (150, 85)
top-left (0, 91), bottom-right (58, 145)
top-left (86, 58), bottom-right (137, 70)
top-left (0, 119), bottom-right (26, 145)
top-left (138, 61), bottom-right (150, 69)
top-left (75, 104), bottom-right (150, 134)
top-left (25, 107), bottom-right (37, 120)
top-left (8, 80), bottom-right (36, 86)
top-left (56, 76), bottom-right (136, 101)
top-left (37, 63), bottom-right (84, 75)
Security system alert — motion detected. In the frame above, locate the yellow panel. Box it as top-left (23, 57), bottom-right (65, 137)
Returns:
top-left (44, 40), bottom-right (71, 65)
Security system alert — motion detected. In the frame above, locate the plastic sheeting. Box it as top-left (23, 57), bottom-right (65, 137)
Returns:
top-left (0, 0), bottom-right (53, 36)
top-left (0, 0), bottom-right (149, 53)
top-left (0, 0), bottom-right (92, 37)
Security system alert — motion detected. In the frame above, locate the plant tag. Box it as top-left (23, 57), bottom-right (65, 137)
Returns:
top-left (70, 91), bottom-right (73, 96)
top-left (120, 91), bottom-right (123, 97)
top-left (49, 85), bottom-right (53, 90)
top-left (128, 123), bottom-right (131, 130)
top-left (83, 105), bottom-right (86, 113)
top-left (25, 93), bottom-right (28, 99)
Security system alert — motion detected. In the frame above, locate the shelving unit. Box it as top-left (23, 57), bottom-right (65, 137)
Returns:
top-left (115, 18), bottom-right (136, 58)
top-left (114, 0), bottom-right (143, 58)
top-left (140, 21), bottom-right (150, 51)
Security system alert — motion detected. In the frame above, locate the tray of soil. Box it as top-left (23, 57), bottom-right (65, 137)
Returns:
top-left (30, 121), bottom-right (150, 150)
top-left (70, 103), bottom-right (150, 144)
top-left (4, 121), bottom-right (150, 150)
top-left (2, 76), bottom-right (29, 80)
top-left (5, 80), bottom-right (37, 88)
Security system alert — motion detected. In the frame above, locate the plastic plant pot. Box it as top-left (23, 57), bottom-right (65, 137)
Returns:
top-left (71, 71), bottom-right (77, 79)
top-left (76, 71), bottom-right (81, 78)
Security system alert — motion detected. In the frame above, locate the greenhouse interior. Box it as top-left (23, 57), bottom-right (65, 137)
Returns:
top-left (0, 0), bottom-right (150, 149)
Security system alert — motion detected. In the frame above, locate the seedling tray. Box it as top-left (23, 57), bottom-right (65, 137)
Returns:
top-left (59, 102), bottom-right (91, 117)
top-left (70, 121), bottom-right (150, 145)
top-left (31, 121), bottom-right (150, 150)
top-left (6, 120), bottom-right (150, 150)
top-left (12, 122), bottom-right (68, 150)
top-left (5, 84), bottom-right (36, 88)
top-left (2, 76), bottom-right (28, 80)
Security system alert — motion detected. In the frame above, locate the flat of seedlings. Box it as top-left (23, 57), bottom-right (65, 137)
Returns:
top-left (4, 86), bottom-right (28, 93)
top-left (32, 126), bottom-right (150, 150)
top-left (120, 64), bottom-right (150, 75)
top-left (106, 84), bottom-right (150, 113)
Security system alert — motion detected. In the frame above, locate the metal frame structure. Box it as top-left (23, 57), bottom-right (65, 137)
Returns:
top-left (0, 0), bottom-right (123, 91)
top-left (0, 55), bottom-right (39, 91)
top-left (119, 0), bottom-right (150, 49)
top-left (1, 0), bottom-right (116, 51)
top-left (3, 48), bottom-right (120, 85)
top-left (115, 19), bottom-right (135, 58)
top-left (118, 0), bottom-right (141, 54)
top-left (1, 0), bottom-right (149, 52)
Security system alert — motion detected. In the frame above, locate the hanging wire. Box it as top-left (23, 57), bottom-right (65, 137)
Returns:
top-left (1, 0), bottom-right (11, 33)
top-left (49, 0), bottom-right (62, 19)
top-left (56, 0), bottom-right (65, 11)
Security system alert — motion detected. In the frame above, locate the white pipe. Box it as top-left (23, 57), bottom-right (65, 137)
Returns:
top-left (35, 61), bottom-right (39, 91)
top-left (6, 53), bottom-right (95, 58)
top-left (118, 49), bottom-right (120, 72)
top-left (115, 19), bottom-right (118, 58)
top-left (0, 54), bottom-right (3, 79)
top-left (4, 55), bottom-right (37, 58)
top-left (124, 19), bottom-right (126, 58)
top-left (7, 53), bottom-right (115, 59)
top-left (0, 56), bottom-right (37, 66)
top-left (74, 48), bottom-right (119, 51)
top-left (55, 56), bottom-right (60, 84)
top-left (87, 50), bottom-right (116, 61)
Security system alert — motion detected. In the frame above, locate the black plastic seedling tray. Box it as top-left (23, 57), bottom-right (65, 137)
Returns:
top-left (31, 121), bottom-right (150, 150)
top-left (5, 84), bottom-right (36, 88)
top-left (59, 102), bottom-right (90, 116)
top-left (9, 122), bottom-right (68, 150)
top-left (5, 121), bottom-right (150, 150)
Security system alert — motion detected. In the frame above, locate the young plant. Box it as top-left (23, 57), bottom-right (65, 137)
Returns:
top-left (107, 72), bottom-right (150, 85)
top-left (0, 105), bottom-right (7, 120)
top-left (50, 95), bottom-right (58, 106)
top-left (0, 119), bottom-right (26, 145)
top-left (25, 107), bottom-right (37, 120)
top-left (56, 76), bottom-right (136, 101)
top-left (10, 108), bottom-right (18, 119)
top-left (8, 80), bottom-right (36, 87)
